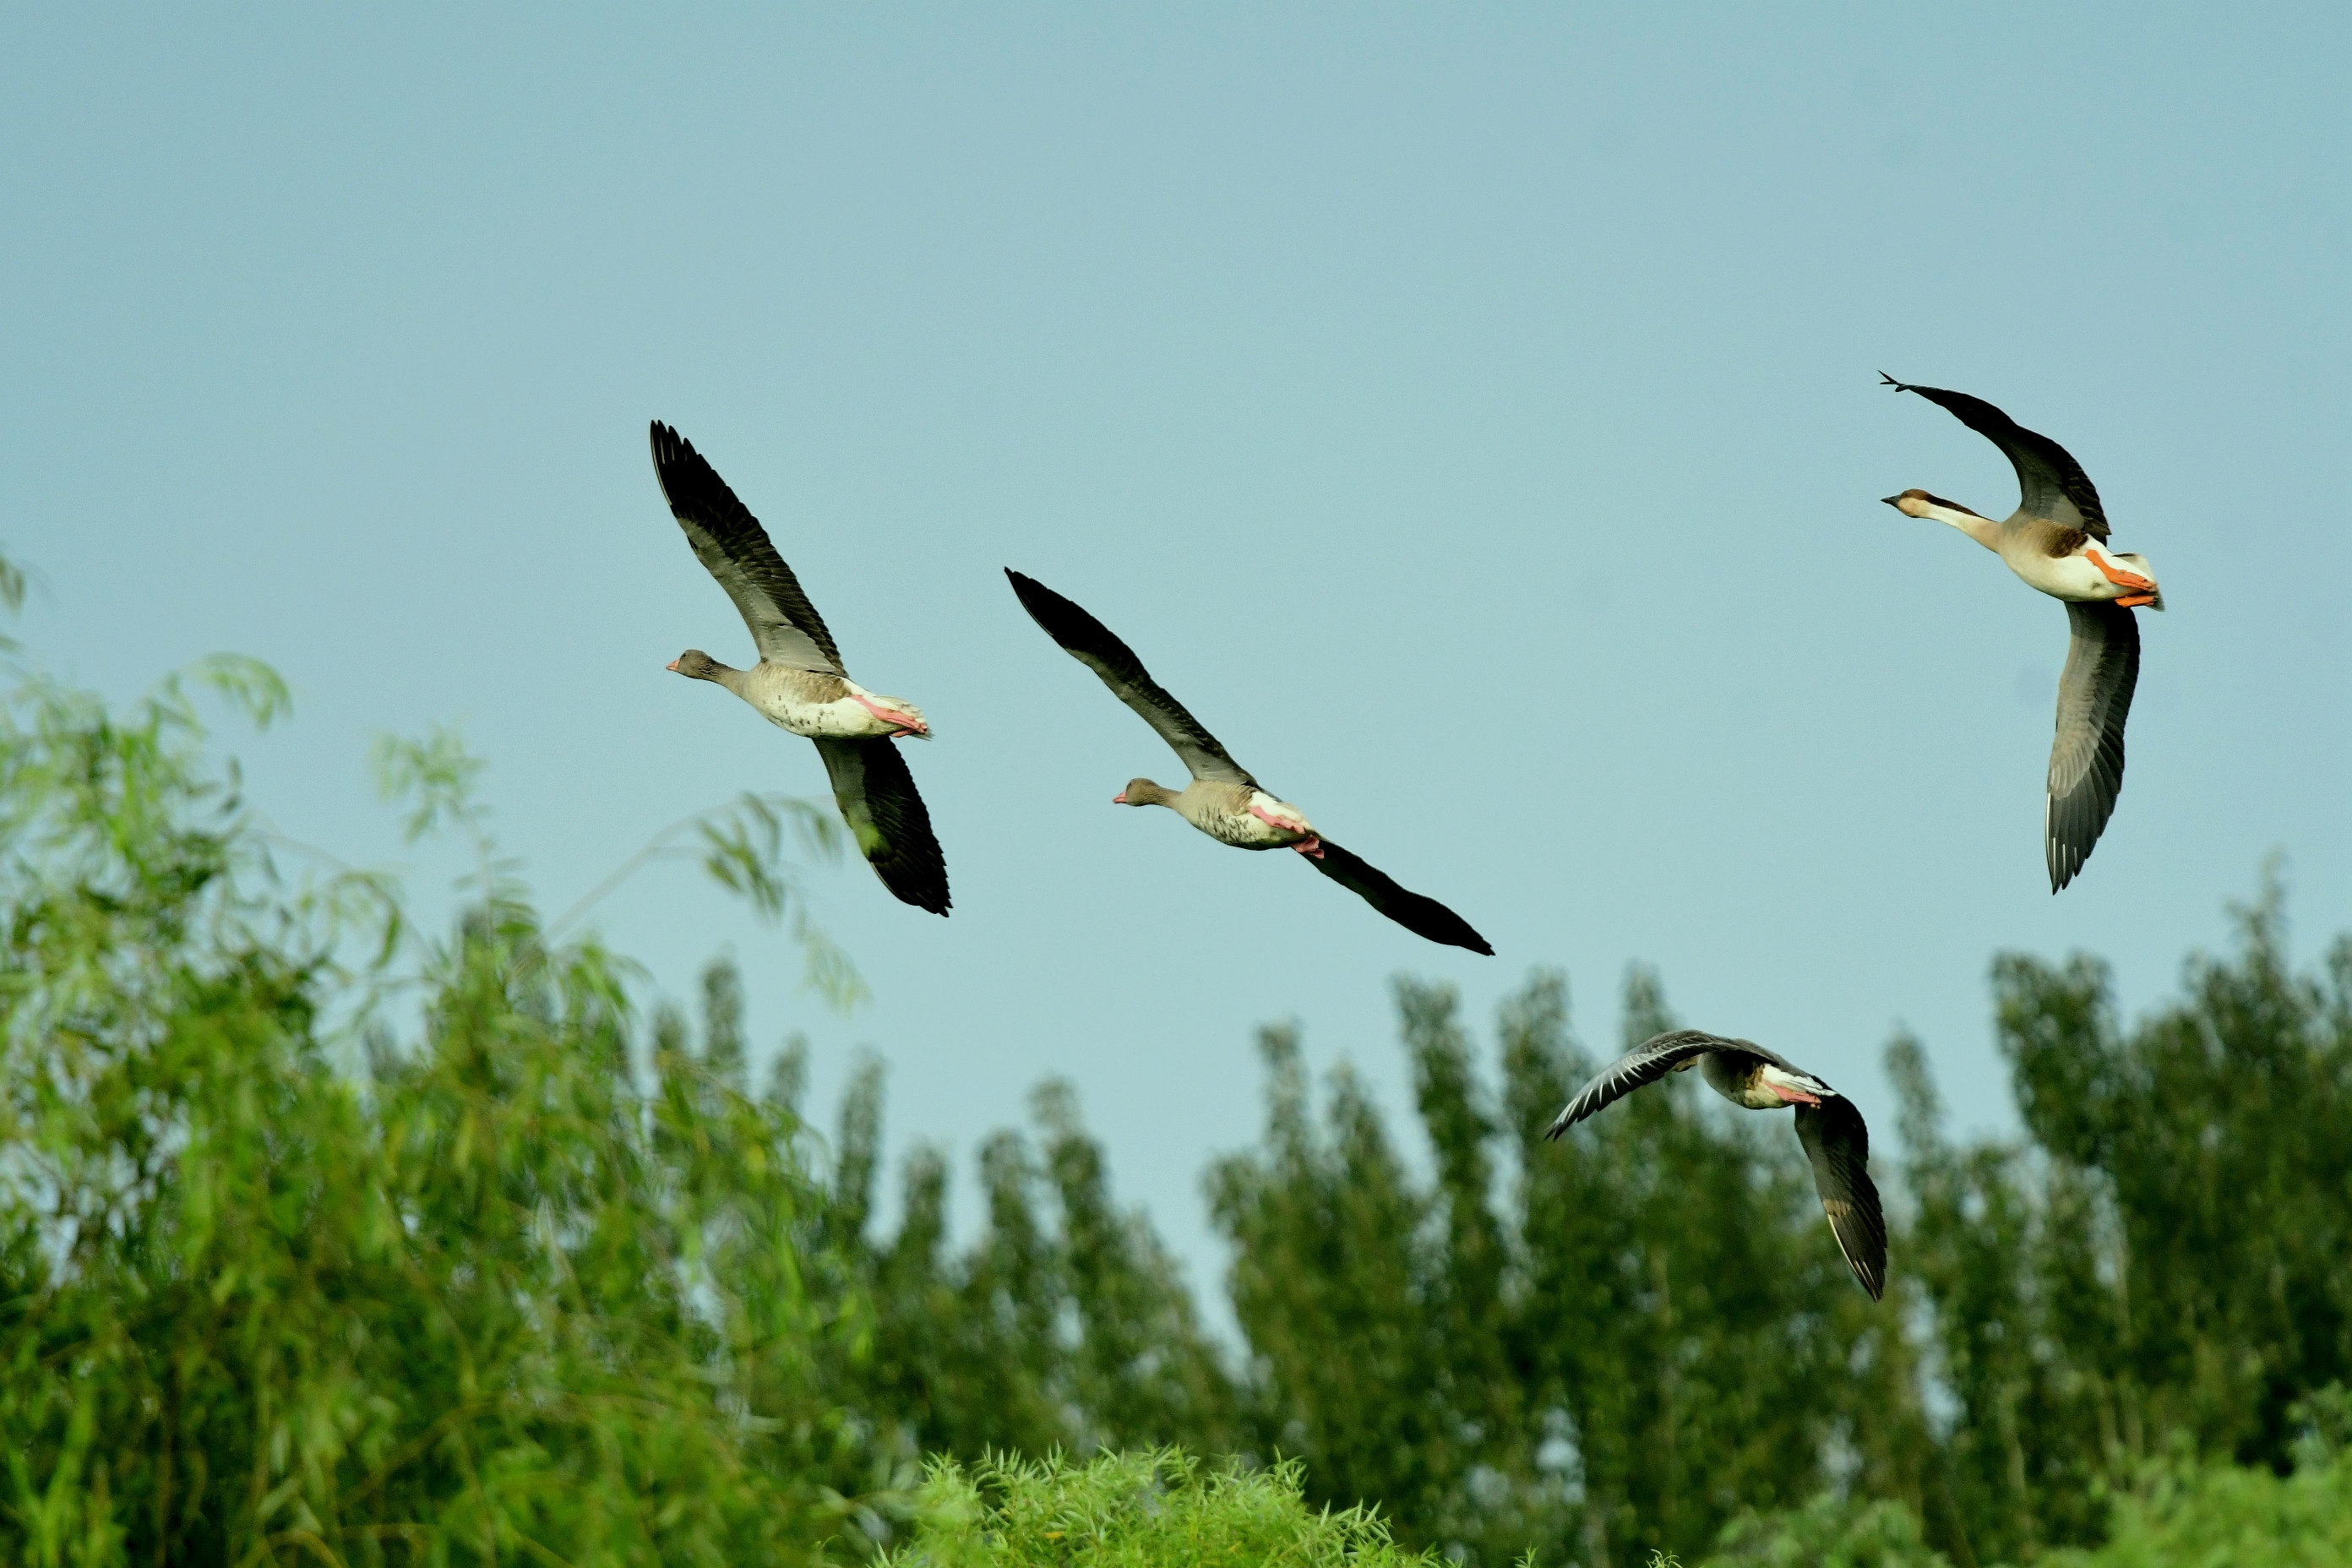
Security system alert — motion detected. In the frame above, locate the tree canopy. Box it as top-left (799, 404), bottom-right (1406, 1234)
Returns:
top-left (3, 585), bottom-right (2347, 1565)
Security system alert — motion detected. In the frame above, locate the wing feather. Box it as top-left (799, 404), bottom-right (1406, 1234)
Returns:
top-left (1005, 570), bottom-right (1255, 786)
top-left (2046, 601), bottom-right (2138, 892)
top-left (651, 422), bottom-right (847, 674)
top-left (1544, 1030), bottom-right (1752, 1140)
top-left (814, 738), bottom-right (950, 915)
top-left (1794, 1097), bottom-right (1887, 1300)
top-left (1883, 376), bottom-right (2110, 540)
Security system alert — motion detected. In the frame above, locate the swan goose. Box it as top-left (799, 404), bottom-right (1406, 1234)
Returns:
top-left (1880, 374), bottom-right (2162, 892)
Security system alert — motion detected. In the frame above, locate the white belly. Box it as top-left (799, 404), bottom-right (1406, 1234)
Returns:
top-left (1182, 787), bottom-right (1315, 849)
top-left (2003, 542), bottom-right (2154, 604)
top-left (754, 692), bottom-right (900, 739)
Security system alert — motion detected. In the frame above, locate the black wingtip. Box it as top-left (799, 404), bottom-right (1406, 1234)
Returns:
top-left (648, 421), bottom-right (697, 493)
top-left (1004, 569), bottom-right (1114, 657)
top-left (1004, 567), bottom-right (1054, 621)
top-left (878, 867), bottom-right (951, 917)
top-left (1005, 568), bottom-right (1060, 613)
top-left (1879, 371), bottom-right (1909, 391)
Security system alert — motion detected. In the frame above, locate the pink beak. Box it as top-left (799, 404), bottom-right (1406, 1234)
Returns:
top-left (665, 659), bottom-right (679, 672)
top-left (1112, 792), bottom-right (1127, 804)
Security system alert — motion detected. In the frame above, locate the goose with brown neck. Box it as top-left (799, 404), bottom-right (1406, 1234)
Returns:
top-left (1879, 374), bottom-right (2162, 893)
top-left (651, 422), bottom-right (947, 915)
top-left (1006, 569), bottom-right (1490, 955)
top-left (1546, 1029), bottom-right (1886, 1300)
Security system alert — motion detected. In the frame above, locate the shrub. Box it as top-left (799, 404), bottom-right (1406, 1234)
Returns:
top-left (879, 1448), bottom-right (1454, 1567)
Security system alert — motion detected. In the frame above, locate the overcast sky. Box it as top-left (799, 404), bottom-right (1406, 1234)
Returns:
top-left (6, 5), bottom-right (2345, 1302)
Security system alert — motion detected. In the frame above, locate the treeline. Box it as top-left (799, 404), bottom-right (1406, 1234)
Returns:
top-left (826, 898), bottom-right (2352, 1567)
top-left (4, 632), bottom-right (2350, 1565)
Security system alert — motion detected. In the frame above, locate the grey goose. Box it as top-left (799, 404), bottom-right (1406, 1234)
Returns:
top-left (651, 422), bottom-right (948, 915)
top-left (1006, 570), bottom-right (1491, 955)
top-left (1880, 374), bottom-right (2164, 892)
top-left (1545, 1030), bottom-right (1886, 1299)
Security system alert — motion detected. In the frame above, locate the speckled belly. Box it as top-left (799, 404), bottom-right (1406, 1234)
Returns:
top-left (758, 696), bottom-right (897, 739)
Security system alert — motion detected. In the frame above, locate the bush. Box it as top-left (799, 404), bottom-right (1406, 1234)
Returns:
top-left (2037, 1448), bottom-right (2352, 1568)
top-left (879, 1449), bottom-right (1453, 1567)
top-left (1705, 1494), bottom-right (1953, 1568)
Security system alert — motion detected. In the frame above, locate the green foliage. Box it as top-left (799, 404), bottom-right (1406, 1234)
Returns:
top-left (1205, 972), bottom-right (1915, 1567)
top-left (8, 548), bottom-right (2349, 1565)
top-left (878, 1449), bottom-right (1448, 1567)
top-left (1705, 1494), bottom-right (1954, 1567)
top-left (848, 1075), bottom-right (1239, 1467)
top-left (2030, 1446), bottom-right (2352, 1568)
top-left (375, 725), bottom-right (862, 1008)
top-left (1177, 901), bottom-right (2350, 1565)
top-left (0, 659), bottom-right (899, 1565)
top-left (1892, 877), bottom-right (2352, 1563)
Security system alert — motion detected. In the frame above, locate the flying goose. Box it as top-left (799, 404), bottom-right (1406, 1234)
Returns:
top-left (1880, 374), bottom-right (2163, 892)
top-left (1545, 1030), bottom-right (1886, 1299)
top-left (651, 422), bottom-right (948, 915)
top-left (1005, 569), bottom-right (1492, 954)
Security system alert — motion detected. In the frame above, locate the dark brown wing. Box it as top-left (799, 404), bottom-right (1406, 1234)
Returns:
top-left (2046, 601), bottom-right (2139, 893)
top-left (1882, 375), bottom-right (2110, 540)
top-left (1304, 841), bottom-right (1491, 956)
top-left (1794, 1097), bottom-right (1886, 1300)
top-left (1005, 570), bottom-right (1256, 787)
top-left (814, 738), bottom-right (949, 915)
top-left (651, 422), bottom-right (847, 674)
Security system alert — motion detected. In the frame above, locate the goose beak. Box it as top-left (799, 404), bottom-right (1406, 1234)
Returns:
top-left (665, 658), bottom-right (680, 672)
top-left (1112, 791), bottom-right (1128, 804)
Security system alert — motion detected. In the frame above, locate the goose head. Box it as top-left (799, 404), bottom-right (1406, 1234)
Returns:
top-left (1113, 777), bottom-right (1175, 808)
top-left (1882, 488), bottom-right (1988, 526)
top-left (1882, 487), bottom-right (2003, 548)
top-left (667, 649), bottom-right (722, 680)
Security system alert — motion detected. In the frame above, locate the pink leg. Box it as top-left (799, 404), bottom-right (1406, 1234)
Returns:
top-left (1250, 804), bottom-right (1321, 857)
top-left (1764, 1081), bottom-right (1821, 1107)
top-left (851, 694), bottom-right (926, 735)
top-left (1248, 803), bottom-right (1298, 830)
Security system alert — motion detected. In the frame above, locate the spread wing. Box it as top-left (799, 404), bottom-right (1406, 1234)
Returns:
top-left (1543, 1030), bottom-right (1763, 1140)
top-left (1794, 1097), bottom-right (1887, 1300)
top-left (1304, 841), bottom-right (1492, 956)
top-left (651, 422), bottom-right (847, 675)
top-left (1882, 375), bottom-right (2110, 540)
top-left (2045, 601), bottom-right (2139, 893)
top-left (814, 738), bottom-right (950, 915)
top-left (1004, 570), bottom-right (1256, 786)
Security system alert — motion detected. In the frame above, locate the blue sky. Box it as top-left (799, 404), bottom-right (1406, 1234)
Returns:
top-left (5, 6), bottom-right (2345, 1294)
